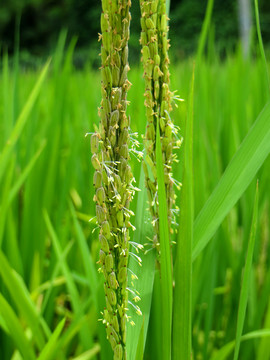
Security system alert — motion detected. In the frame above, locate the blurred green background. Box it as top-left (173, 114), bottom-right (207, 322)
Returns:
top-left (1, 0), bottom-right (270, 65)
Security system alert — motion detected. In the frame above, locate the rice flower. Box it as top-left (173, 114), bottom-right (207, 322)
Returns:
top-left (140, 0), bottom-right (180, 250)
top-left (91, 1), bottom-right (133, 358)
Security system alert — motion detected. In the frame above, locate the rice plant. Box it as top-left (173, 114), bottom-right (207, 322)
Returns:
top-left (91, 1), bottom-right (137, 359)
top-left (138, 3), bottom-right (179, 356)
top-left (140, 0), bottom-right (180, 250)
top-left (0, 0), bottom-right (270, 359)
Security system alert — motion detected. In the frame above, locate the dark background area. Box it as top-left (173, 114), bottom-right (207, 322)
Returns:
top-left (0, 0), bottom-right (270, 65)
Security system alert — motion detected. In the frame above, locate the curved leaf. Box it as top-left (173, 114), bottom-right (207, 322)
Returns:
top-left (192, 101), bottom-right (270, 261)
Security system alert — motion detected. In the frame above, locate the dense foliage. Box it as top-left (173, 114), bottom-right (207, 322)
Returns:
top-left (0, 48), bottom-right (269, 359)
top-left (1, 0), bottom-right (270, 62)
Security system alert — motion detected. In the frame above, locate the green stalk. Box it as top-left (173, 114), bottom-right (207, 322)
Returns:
top-left (166, 0), bottom-right (171, 16)
top-left (173, 68), bottom-right (194, 360)
top-left (156, 120), bottom-right (173, 359)
top-left (91, 1), bottom-right (133, 359)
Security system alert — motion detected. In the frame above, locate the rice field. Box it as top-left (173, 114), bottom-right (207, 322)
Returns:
top-left (0, 37), bottom-right (270, 359)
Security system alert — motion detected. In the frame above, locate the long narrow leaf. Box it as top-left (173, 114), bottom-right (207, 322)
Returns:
top-left (126, 168), bottom-right (156, 360)
top-left (156, 120), bottom-right (173, 359)
top-left (196, 0), bottom-right (215, 62)
top-left (71, 344), bottom-right (101, 360)
top-left (192, 101), bottom-right (270, 261)
top-left (0, 158), bottom-right (15, 246)
top-left (8, 141), bottom-right (46, 204)
top-left (254, 0), bottom-right (270, 95)
top-left (0, 293), bottom-right (36, 360)
top-left (0, 250), bottom-right (46, 349)
top-left (257, 299), bottom-right (270, 359)
top-left (37, 318), bottom-right (66, 360)
top-left (43, 210), bottom-right (93, 350)
top-left (0, 59), bottom-right (50, 182)
top-left (233, 183), bottom-right (259, 360)
top-left (173, 68), bottom-right (194, 360)
top-left (211, 329), bottom-right (270, 360)
top-left (69, 201), bottom-right (98, 308)
top-left (39, 241), bottom-right (74, 315)
top-left (135, 318), bottom-right (145, 360)
top-left (0, 313), bottom-right (9, 334)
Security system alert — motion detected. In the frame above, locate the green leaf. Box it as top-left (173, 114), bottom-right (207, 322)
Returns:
top-left (8, 140), bottom-right (46, 204)
top-left (0, 59), bottom-right (50, 183)
top-left (0, 250), bottom-right (46, 350)
top-left (233, 183), bottom-right (259, 360)
top-left (0, 313), bottom-right (9, 334)
top-left (0, 293), bottom-right (36, 360)
top-left (192, 101), bottom-right (270, 261)
top-left (0, 158), bottom-right (15, 247)
top-left (38, 318), bottom-right (66, 360)
top-left (196, 0), bottom-right (215, 62)
top-left (156, 119), bottom-right (172, 359)
top-left (254, 0), bottom-right (270, 95)
top-left (173, 68), bottom-right (194, 360)
top-left (69, 201), bottom-right (98, 308)
top-left (211, 329), bottom-right (270, 360)
top-left (71, 344), bottom-right (101, 360)
top-left (43, 210), bottom-right (93, 350)
top-left (39, 241), bottom-right (74, 316)
top-left (135, 318), bottom-right (145, 360)
top-left (257, 298), bottom-right (270, 359)
top-left (126, 168), bottom-right (156, 360)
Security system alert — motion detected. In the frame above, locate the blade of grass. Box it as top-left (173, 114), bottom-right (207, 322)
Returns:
top-left (134, 318), bottom-right (145, 360)
top-left (257, 298), bottom-right (270, 360)
top-left (156, 120), bottom-right (173, 359)
top-left (37, 318), bottom-right (66, 360)
top-left (43, 210), bottom-right (93, 350)
top-left (39, 241), bottom-right (74, 315)
top-left (0, 293), bottom-right (36, 360)
top-left (12, 12), bottom-right (21, 128)
top-left (5, 208), bottom-right (24, 275)
top-left (210, 329), bottom-right (270, 360)
top-left (145, 270), bottom-right (162, 360)
top-left (53, 312), bottom-right (94, 359)
top-left (71, 344), bottom-right (101, 360)
top-left (233, 182), bottom-right (259, 360)
top-left (8, 140), bottom-right (46, 204)
top-left (192, 100), bottom-right (270, 261)
top-left (196, 0), bottom-right (215, 62)
top-left (0, 250), bottom-right (46, 349)
top-left (32, 276), bottom-right (66, 299)
top-left (173, 67), bottom-right (194, 360)
top-left (126, 167), bottom-right (156, 360)
top-left (254, 0), bottom-right (270, 95)
top-left (0, 59), bottom-right (50, 183)
top-left (53, 30), bottom-right (67, 74)
top-left (2, 51), bottom-right (12, 143)
top-left (69, 201), bottom-right (98, 308)
top-left (0, 158), bottom-right (15, 247)
top-left (0, 313), bottom-right (9, 334)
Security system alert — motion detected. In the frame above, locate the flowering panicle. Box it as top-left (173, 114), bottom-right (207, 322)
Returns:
top-left (91, 1), bottom-right (133, 359)
top-left (140, 0), bottom-right (180, 249)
